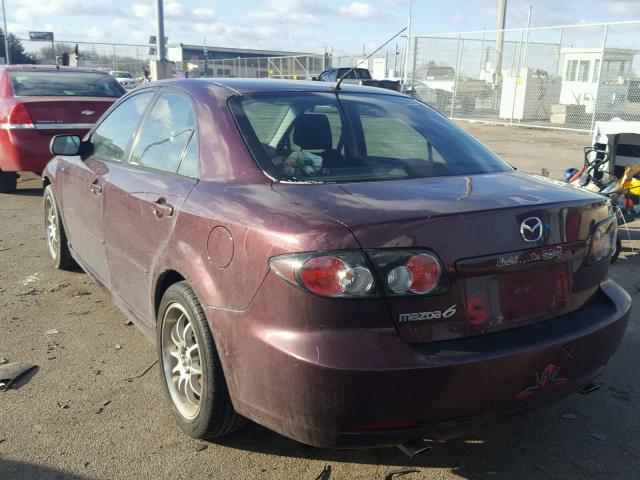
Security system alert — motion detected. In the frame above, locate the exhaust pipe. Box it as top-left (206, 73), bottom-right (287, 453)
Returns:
top-left (579, 382), bottom-right (601, 395)
top-left (397, 438), bottom-right (432, 458)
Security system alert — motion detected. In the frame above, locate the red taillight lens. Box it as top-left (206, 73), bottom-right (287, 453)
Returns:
top-left (405, 254), bottom-right (440, 294)
top-left (385, 252), bottom-right (443, 295)
top-left (300, 256), bottom-right (348, 296)
top-left (270, 249), bottom-right (446, 298)
top-left (269, 251), bottom-right (376, 298)
top-left (8, 103), bottom-right (34, 125)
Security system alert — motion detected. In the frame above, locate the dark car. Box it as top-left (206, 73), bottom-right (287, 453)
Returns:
top-left (0, 65), bottom-right (125, 193)
top-left (315, 67), bottom-right (400, 91)
top-left (42, 79), bottom-right (630, 452)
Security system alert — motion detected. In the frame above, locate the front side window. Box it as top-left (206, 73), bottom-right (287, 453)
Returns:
top-left (11, 71), bottom-right (123, 97)
top-left (130, 92), bottom-right (197, 174)
top-left (91, 91), bottom-right (154, 162)
top-left (229, 92), bottom-right (511, 183)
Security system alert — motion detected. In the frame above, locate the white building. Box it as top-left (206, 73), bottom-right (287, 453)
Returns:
top-left (559, 47), bottom-right (639, 115)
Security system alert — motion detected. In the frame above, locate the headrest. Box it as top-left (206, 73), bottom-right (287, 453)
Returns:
top-left (293, 114), bottom-right (332, 150)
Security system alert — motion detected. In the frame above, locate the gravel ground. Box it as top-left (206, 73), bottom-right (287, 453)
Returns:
top-left (1, 124), bottom-right (639, 480)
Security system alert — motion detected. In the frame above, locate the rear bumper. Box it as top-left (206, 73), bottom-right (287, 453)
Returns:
top-left (210, 279), bottom-right (631, 449)
top-left (0, 128), bottom-right (88, 173)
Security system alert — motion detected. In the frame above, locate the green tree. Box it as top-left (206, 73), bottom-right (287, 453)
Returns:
top-left (0, 30), bottom-right (35, 64)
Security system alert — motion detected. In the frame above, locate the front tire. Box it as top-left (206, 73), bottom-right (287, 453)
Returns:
top-left (157, 281), bottom-right (245, 439)
top-left (0, 172), bottom-right (18, 193)
top-left (43, 185), bottom-right (77, 270)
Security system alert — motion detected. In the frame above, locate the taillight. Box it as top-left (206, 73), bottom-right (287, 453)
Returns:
top-left (367, 249), bottom-right (447, 297)
top-left (299, 256), bottom-right (374, 296)
top-left (8, 103), bottom-right (34, 127)
top-left (587, 217), bottom-right (617, 264)
top-left (269, 249), bottom-right (447, 298)
top-left (269, 251), bottom-right (376, 298)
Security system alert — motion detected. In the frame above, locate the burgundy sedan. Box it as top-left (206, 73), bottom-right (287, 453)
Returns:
top-left (0, 65), bottom-right (124, 193)
top-left (43, 79), bottom-right (631, 452)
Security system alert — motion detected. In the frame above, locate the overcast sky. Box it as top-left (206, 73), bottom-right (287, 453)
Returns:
top-left (5, 0), bottom-right (640, 53)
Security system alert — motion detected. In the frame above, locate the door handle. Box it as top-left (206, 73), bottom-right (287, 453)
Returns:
top-left (152, 198), bottom-right (174, 218)
top-left (90, 180), bottom-right (103, 195)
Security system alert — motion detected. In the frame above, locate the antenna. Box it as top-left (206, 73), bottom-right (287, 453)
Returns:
top-left (333, 26), bottom-right (407, 92)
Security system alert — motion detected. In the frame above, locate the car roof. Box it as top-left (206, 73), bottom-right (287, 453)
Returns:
top-left (156, 78), bottom-right (405, 97)
top-left (1, 65), bottom-right (110, 75)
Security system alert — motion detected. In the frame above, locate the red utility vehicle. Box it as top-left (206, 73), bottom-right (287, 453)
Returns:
top-left (0, 65), bottom-right (124, 192)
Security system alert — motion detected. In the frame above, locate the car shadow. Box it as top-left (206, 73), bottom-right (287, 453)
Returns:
top-left (13, 187), bottom-right (43, 197)
top-left (208, 400), bottom-right (634, 478)
top-left (0, 459), bottom-right (91, 480)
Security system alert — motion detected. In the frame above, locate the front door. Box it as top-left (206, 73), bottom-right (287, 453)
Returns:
top-left (60, 155), bottom-right (109, 281)
top-left (103, 90), bottom-right (199, 324)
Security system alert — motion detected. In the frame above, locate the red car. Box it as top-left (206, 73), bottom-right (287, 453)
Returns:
top-left (43, 79), bottom-right (630, 454)
top-left (0, 65), bottom-right (124, 193)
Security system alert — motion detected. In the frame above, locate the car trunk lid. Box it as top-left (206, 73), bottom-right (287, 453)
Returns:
top-left (19, 97), bottom-right (114, 131)
top-left (273, 171), bottom-right (612, 343)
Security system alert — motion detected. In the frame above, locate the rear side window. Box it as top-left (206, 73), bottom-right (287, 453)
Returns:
top-left (130, 92), bottom-right (197, 174)
top-left (91, 92), bottom-right (154, 162)
top-left (10, 71), bottom-right (123, 97)
top-left (177, 135), bottom-right (199, 178)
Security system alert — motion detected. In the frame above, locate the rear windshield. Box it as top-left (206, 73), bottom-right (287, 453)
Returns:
top-left (229, 92), bottom-right (511, 183)
top-left (10, 71), bottom-right (123, 97)
top-left (112, 71), bottom-right (132, 78)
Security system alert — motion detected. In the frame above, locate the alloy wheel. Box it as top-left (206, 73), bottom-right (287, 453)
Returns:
top-left (161, 302), bottom-right (203, 419)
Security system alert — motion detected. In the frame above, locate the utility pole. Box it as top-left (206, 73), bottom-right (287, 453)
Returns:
top-left (401, 0), bottom-right (413, 86)
top-left (1, 0), bottom-right (10, 64)
top-left (495, 0), bottom-right (507, 83)
top-left (156, 0), bottom-right (166, 61)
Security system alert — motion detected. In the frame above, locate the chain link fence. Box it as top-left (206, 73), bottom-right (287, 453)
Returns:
top-left (199, 53), bottom-right (395, 80)
top-left (18, 39), bottom-right (151, 78)
top-left (406, 21), bottom-right (640, 132)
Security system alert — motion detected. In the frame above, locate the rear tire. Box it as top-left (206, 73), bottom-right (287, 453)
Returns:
top-left (43, 185), bottom-right (77, 270)
top-left (0, 172), bottom-right (18, 193)
top-left (157, 281), bottom-right (245, 439)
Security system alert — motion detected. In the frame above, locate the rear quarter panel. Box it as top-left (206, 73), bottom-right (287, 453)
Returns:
top-left (150, 180), bottom-right (360, 313)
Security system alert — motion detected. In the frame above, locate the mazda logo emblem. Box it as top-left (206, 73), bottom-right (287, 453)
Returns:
top-left (520, 217), bottom-right (543, 242)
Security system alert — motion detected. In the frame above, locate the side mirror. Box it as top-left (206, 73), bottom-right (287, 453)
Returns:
top-left (50, 135), bottom-right (82, 156)
top-left (311, 76), bottom-right (319, 81)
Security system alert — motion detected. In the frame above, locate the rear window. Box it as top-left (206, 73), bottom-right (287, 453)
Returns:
top-left (337, 68), bottom-right (372, 80)
top-left (229, 92), bottom-right (511, 183)
top-left (10, 71), bottom-right (123, 98)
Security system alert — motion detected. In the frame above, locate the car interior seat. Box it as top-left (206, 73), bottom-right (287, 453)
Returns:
top-left (292, 114), bottom-right (344, 168)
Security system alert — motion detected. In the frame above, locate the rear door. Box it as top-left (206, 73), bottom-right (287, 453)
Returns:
top-left (60, 90), bottom-right (155, 283)
top-left (103, 89), bottom-right (199, 324)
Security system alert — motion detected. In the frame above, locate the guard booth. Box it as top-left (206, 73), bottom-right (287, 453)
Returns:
top-left (559, 47), bottom-right (639, 117)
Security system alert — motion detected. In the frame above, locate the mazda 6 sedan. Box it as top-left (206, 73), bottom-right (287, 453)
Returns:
top-left (43, 79), bottom-right (631, 451)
